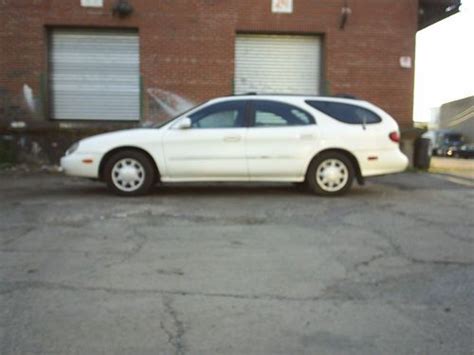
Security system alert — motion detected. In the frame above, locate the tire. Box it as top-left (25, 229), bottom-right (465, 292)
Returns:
top-left (103, 150), bottom-right (156, 196)
top-left (306, 152), bottom-right (354, 196)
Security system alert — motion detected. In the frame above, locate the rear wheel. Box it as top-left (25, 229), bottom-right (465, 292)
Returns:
top-left (306, 152), bottom-right (354, 196)
top-left (104, 150), bottom-right (156, 196)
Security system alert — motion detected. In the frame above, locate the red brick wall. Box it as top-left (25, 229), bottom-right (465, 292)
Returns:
top-left (0, 0), bottom-right (418, 128)
top-left (236, 0), bottom-right (418, 127)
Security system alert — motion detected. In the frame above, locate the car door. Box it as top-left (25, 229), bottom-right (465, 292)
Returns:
top-left (162, 100), bottom-right (249, 180)
top-left (246, 99), bottom-right (319, 180)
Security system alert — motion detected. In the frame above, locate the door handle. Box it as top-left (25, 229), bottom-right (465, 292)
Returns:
top-left (223, 135), bottom-right (241, 142)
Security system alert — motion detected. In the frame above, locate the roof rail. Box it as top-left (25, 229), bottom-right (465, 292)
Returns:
top-left (235, 92), bottom-right (319, 97)
top-left (332, 93), bottom-right (360, 100)
top-left (230, 92), bottom-right (361, 100)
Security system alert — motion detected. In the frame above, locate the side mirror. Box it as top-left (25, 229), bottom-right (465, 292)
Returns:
top-left (175, 117), bottom-right (192, 130)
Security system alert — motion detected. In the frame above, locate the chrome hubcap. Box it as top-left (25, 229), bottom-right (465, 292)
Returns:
top-left (316, 159), bottom-right (349, 192)
top-left (111, 158), bottom-right (145, 192)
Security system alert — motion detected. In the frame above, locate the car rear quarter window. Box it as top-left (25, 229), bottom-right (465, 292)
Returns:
top-left (306, 101), bottom-right (381, 125)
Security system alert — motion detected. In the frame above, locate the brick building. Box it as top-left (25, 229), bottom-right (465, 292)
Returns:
top-left (0, 0), bottom-right (461, 163)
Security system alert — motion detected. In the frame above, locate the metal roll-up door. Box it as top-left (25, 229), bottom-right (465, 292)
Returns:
top-left (235, 34), bottom-right (321, 95)
top-left (49, 29), bottom-right (140, 121)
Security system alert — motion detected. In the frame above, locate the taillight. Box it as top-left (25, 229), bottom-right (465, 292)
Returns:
top-left (389, 131), bottom-right (400, 143)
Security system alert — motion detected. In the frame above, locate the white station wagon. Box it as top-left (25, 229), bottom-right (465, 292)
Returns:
top-left (61, 95), bottom-right (408, 196)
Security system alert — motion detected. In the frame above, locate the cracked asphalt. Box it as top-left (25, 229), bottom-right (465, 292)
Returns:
top-left (0, 172), bottom-right (473, 355)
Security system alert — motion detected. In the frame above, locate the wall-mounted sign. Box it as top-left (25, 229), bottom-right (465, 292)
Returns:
top-left (399, 56), bottom-right (412, 69)
top-left (81, 0), bottom-right (103, 8)
top-left (272, 0), bottom-right (293, 13)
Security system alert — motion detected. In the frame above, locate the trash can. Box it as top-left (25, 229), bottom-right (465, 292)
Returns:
top-left (0, 135), bottom-right (16, 167)
top-left (414, 137), bottom-right (432, 170)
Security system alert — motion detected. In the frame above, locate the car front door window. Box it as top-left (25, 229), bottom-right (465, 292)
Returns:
top-left (189, 101), bottom-right (246, 129)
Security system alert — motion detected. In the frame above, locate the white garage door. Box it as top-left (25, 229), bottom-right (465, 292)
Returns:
top-left (49, 29), bottom-right (140, 121)
top-left (235, 34), bottom-right (321, 95)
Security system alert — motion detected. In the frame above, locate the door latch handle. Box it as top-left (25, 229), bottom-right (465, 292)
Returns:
top-left (223, 136), bottom-right (241, 142)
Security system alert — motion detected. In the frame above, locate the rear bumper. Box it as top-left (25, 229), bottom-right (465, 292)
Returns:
top-left (60, 153), bottom-right (101, 178)
top-left (360, 150), bottom-right (409, 177)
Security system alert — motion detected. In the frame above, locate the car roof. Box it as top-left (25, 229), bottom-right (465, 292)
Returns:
top-left (210, 94), bottom-right (366, 106)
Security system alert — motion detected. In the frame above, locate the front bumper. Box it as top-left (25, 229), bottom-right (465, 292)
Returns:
top-left (60, 153), bottom-right (101, 178)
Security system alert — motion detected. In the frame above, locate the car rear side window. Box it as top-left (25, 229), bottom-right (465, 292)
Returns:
top-left (306, 101), bottom-right (381, 125)
top-left (252, 100), bottom-right (315, 127)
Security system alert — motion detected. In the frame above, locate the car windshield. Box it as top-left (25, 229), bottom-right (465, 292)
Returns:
top-left (152, 101), bottom-right (206, 128)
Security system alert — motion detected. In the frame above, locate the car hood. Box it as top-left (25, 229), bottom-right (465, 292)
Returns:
top-left (78, 128), bottom-right (163, 153)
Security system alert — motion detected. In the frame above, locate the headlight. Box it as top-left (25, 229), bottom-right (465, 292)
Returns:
top-left (66, 142), bottom-right (79, 156)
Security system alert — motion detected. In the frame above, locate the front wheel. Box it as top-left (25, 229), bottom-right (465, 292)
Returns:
top-left (306, 152), bottom-right (354, 196)
top-left (103, 150), bottom-right (156, 196)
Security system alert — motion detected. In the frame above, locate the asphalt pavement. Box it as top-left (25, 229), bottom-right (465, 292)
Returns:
top-left (0, 172), bottom-right (473, 354)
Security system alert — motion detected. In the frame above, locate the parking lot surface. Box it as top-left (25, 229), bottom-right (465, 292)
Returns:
top-left (1, 172), bottom-right (473, 354)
